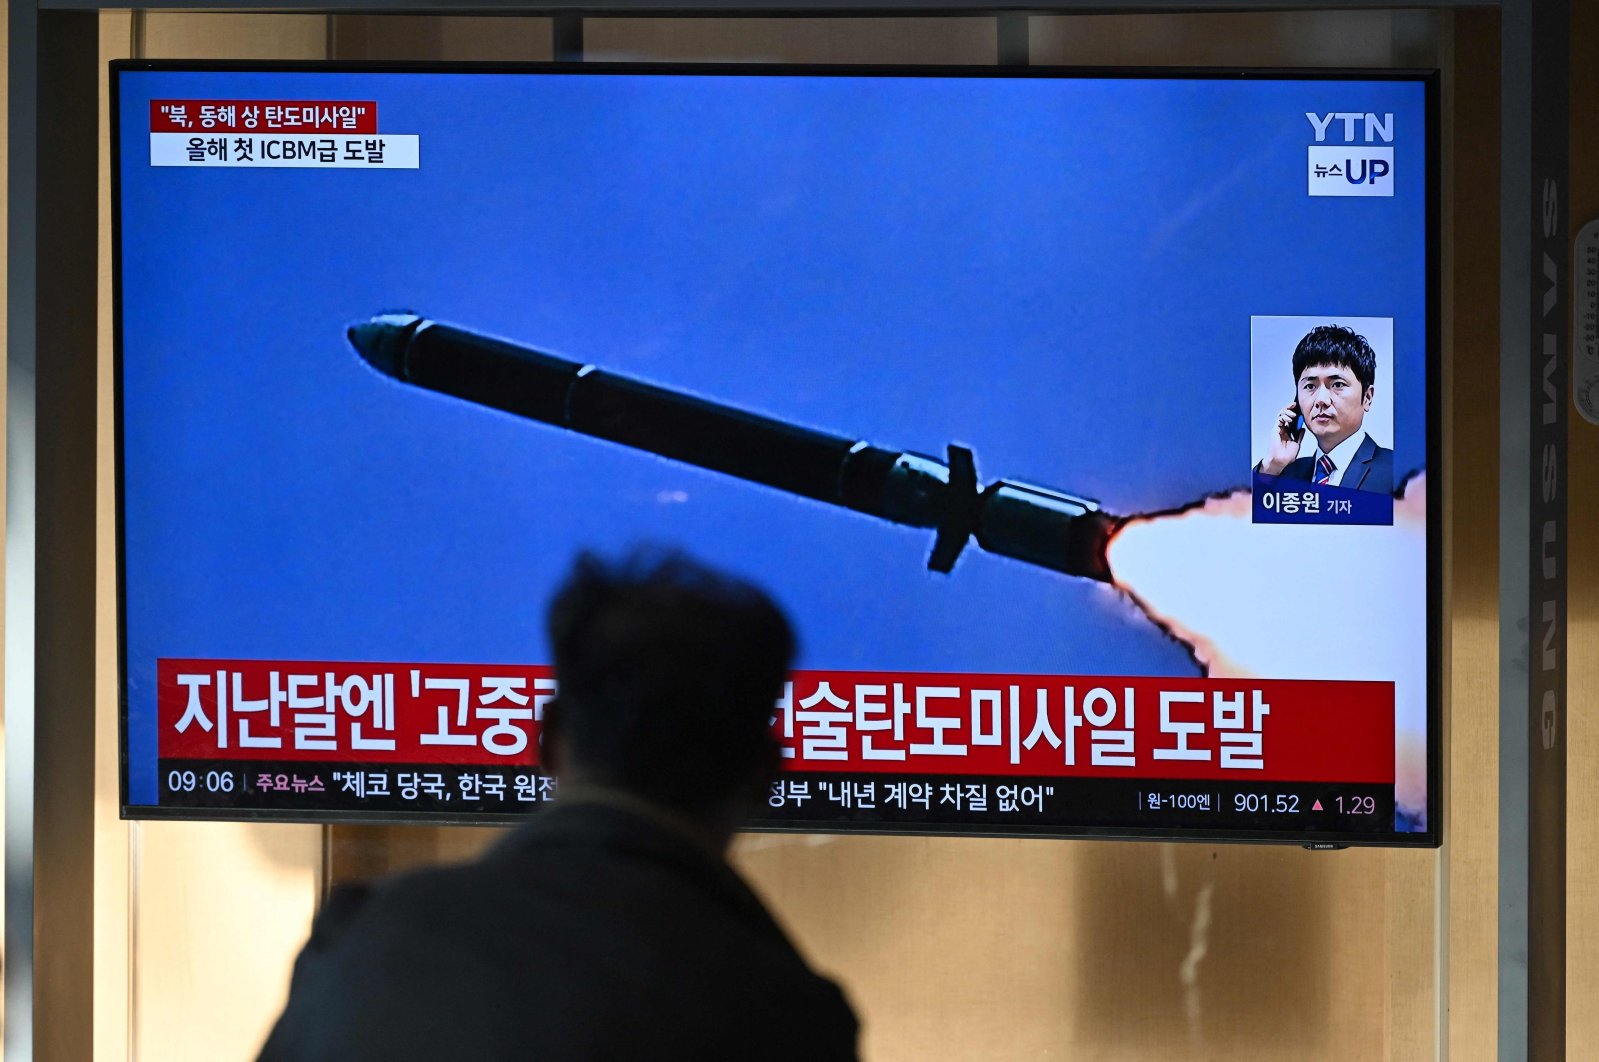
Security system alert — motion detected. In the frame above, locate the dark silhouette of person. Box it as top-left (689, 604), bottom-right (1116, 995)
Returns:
top-left (259, 549), bottom-right (858, 1061)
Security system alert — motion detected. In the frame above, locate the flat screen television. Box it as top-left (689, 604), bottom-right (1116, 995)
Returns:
top-left (115, 61), bottom-right (1439, 846)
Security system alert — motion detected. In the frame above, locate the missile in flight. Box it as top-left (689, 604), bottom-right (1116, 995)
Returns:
top-left (348, 312), bottom-right (1120, 583)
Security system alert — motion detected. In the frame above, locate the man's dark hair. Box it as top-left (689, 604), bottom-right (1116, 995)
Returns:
top-left (546, 548), bottom-right (795, 815)
top-left (1291, 324), bottom-right (1377, 395)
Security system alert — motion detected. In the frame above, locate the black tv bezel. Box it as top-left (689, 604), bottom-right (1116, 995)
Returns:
top-left (112, 59), bottom-right (1442, 849)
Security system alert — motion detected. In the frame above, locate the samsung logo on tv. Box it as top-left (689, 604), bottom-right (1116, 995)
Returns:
top-left (1305, 112), bottom-right (1395, 197)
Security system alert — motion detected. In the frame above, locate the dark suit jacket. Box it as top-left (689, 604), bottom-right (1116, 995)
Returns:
top-left (259, 802), bottom-right (858, 1061)
top-left (1277, 434), bottom-right (1393, 494)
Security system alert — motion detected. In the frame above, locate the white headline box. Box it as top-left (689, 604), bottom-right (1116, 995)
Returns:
top-left (1306, 146), bottom-right (1394, 197)
top-left (150, 132), bottom-right (419, 169)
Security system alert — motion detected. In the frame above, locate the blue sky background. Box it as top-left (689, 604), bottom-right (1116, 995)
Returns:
top-left (118, 70), bottom-right (1429, 805)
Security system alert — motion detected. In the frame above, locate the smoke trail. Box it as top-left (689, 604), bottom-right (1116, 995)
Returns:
top-left (1106, 475), bottom-right (1429, 824)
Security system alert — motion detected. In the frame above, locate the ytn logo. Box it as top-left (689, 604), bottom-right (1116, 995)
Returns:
top-left (1306, 113), bottom-right (1394, 197)
top-left (1304, 112), bottom-right (1395, 143)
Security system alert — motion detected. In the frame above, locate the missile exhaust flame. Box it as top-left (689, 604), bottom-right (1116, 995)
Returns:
top-left (1104, 474), bottom-right (1429, 822)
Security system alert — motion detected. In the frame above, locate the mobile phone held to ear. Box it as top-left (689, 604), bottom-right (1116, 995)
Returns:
top-left (1279, 400), bottom-right (1305, 443)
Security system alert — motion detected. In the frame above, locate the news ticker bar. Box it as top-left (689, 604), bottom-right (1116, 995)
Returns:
top-left (151, 760), bottom-right (1397, 834)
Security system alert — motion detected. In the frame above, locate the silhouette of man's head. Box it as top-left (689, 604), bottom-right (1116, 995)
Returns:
top-left (542, 549), bottom-right (795, 820)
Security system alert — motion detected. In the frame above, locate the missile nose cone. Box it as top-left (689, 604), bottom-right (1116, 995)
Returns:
top-left (348, 312), bottom-right (425, 379)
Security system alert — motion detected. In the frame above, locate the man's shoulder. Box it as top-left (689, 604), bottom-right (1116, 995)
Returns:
top-left (1356, 435), bottom-right (1394, 472)
top-left (306, 804), bottom-right (826, 979)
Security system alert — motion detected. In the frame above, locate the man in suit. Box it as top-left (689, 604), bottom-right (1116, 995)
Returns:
top-left (1257, 324), bottom-right (1393, 494)
top-left (260, 550), bottom-right (858, 1062)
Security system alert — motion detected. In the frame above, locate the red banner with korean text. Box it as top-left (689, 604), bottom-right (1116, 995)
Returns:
top-left (149, 100), bottom-right (378, 133)
top-left (156, 659), bottom-right (1393, 783)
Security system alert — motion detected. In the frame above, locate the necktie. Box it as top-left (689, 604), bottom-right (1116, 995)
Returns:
top-left (1314, 455), bottom-right (1335, 485)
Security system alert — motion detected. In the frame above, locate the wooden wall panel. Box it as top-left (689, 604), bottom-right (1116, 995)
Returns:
top-left (1442, 13), bottom-right (1502, 1062)
top-left (734, 837), bottom-right (1435, 1061)
top-left (138, 12), bottom-right (326, 61)
top-left (332, 15), bottom-right (552, 62)
top-left (95, 17), bottom-right (134, 1059)
top-left (1029, 11), bottom-right (1418, 67)
top-left (128, 823), bottom-right (322, 1062)
top-left (1565, 0), bottom-right (1599, 1053)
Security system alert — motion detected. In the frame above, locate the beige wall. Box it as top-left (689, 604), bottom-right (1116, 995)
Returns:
top-left (42, 8), bottom-right (1588, 1061)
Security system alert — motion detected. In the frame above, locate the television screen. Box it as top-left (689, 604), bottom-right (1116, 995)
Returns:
top-left (116, 62), bottom-right (1438, 845)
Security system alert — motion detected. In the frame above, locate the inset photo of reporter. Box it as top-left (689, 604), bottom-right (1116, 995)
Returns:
top-left (1250, 316), bottom-right (1395, 526)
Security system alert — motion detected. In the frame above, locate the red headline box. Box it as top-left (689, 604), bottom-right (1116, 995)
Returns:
top-left (150, 100), bottom-right (378, 134)
top-left (156, 659), bottom-right (1394, 783)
